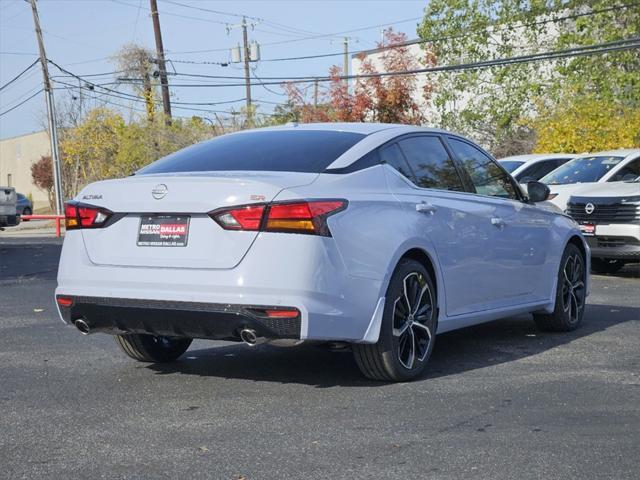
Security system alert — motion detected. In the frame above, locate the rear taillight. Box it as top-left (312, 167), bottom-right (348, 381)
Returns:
top-left (65, 202), bottom-right (113, 230)
top-left (56, 296), bottom-right (73, 308)
top-left (210, 200), bottom-right (347, 236)
top-left (211, 204), bottom-right (265, 231)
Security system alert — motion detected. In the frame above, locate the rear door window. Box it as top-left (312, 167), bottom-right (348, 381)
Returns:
top-left (397, 136), bottom-right (465, 191)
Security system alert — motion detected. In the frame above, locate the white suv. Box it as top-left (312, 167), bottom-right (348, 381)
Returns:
top-left (542, 149), bottom-right (640, 211)
top-left (566, 179), bottom-right (640, 274)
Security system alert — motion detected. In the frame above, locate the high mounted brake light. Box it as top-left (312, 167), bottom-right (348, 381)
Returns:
top-left (209, 200), bottom-right (347, 236)
top-left (64, 202), bottom-right (113, 230)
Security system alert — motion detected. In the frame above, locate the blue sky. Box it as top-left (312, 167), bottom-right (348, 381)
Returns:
top-left (0, 0), bottom-right (428, 139)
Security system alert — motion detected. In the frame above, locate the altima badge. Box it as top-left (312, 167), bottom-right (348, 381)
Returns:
top-left (152, 184), bottom-right (168, 200)
top-left (585, 203), bottom-right (595, 214)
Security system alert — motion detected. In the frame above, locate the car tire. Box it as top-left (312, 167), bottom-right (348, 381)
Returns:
top-left (22, 207), bottom-right (32, 218)
top-left (115, 334), bottom-right (192, 362)
top-left (353, 259), bottom-right (437, 382)
top-left (533, 243), bottom-right (586, 332)
top-left (591, 258), bottom-right (625, 275)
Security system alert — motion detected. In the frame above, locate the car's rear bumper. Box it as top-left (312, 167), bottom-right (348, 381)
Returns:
top-left (56, 231), bottom-right (384, 342)
top-left (57, 295), bottom-right (302, 340)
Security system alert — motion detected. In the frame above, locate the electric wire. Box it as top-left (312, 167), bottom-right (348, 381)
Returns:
top-left (0, 59), bottom-right (39, 91)
top-left (0, 89), bottom-right (43, 117)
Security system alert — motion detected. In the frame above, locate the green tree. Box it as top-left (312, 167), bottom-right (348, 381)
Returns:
top-left (418, 1), bottom-right (640, 155)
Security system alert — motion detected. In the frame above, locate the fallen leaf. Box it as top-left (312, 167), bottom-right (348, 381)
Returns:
top-left (198, 446), bottom-right (209, 452)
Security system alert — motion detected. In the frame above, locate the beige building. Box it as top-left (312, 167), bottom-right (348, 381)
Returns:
top-left (0, 130), bottom-right (51, 210)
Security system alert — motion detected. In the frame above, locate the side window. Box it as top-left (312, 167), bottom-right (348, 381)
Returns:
top-left (448, 138), bottom-right (518, 199)
top-left (608, 158), bottom-right (640, 181)
top-left (397, 136), bottom-right (465, 191)
top-left (519, 159), bottom-right (564, 182)
top-left (379, 143), bottom-right (413, 180)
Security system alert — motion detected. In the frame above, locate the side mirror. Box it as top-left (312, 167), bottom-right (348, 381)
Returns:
top-left (527, 181), bottom-right (550, 202)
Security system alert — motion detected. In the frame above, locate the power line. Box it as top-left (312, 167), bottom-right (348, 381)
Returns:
top-left (111, 0), bottom-right (229, 25)
top-left (0, 51), bottom-right (38, 56)
top-left (167, 1), bottom-right (640, 61)
top-left (168, 15), bottom-right (422, 54)
top-left (122, 38), bottom-right (640, 88)
top-left (0, 88), bottom-right (43, 116)
top-left (159, 0), bottom-right (258, 21)
top-left (0, 60), bottom-right (39, 91)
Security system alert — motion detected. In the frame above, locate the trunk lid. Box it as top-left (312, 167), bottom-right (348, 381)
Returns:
top-left (78, 172), bottom-right (317, 269)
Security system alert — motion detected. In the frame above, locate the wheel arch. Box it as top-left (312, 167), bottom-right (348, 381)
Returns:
top-left (558, 233), bottom-right (590, 301)
top-left (360, 243), bottom-right (444, 344)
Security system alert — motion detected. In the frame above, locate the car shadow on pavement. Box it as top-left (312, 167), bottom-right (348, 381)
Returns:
top-left (145, 303), bottom-right (638, 387)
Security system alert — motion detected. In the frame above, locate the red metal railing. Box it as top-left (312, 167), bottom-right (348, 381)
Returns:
top-left (20, 215), bottom-right (65, 237)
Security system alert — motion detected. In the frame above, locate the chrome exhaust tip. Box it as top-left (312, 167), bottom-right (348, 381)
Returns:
top-left (74, 319), bottom-right (91, 335)
top-left (239, 328), bottom-right (266, 346)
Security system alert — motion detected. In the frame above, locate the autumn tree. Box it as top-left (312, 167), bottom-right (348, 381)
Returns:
top-left (31, 156), bottom-right (55, 211)
top-left (59, 107), bottom-right (212, 193)
top-left (531, 95), bottom-right (640, 153)
top-left (285, 29), bottom-right (435, 125)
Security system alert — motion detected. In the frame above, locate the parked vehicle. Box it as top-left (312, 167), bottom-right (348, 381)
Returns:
top-left (55, 123), bottom-right (589, 381)
top-left (566, 178), bottom-right (640, 275)
top-left (541, 149), bottom-right (640, 211)
top-left (498, 153), bottom-right (576, 183)
top-left (0, 186), bottom-right (19, 229)
top-left (16, 193), bottom-right (33, 217)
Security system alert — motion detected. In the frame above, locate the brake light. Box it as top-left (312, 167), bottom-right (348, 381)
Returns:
top-left (247, 307), bottom-right (300, 318)
top-left (264, 309), bottom-right (300, 318)
top-left (209, 200), bottom-right (347, 236)
top-left (211, 204), bottom-right (265, 231)
top-left (56, 296), bottom-right (73, 308)
top-left (65, 202), bottom-right (112, 230)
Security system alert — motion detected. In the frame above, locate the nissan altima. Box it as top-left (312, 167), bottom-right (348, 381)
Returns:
top-left (55, 123), bottom-right (589, 381)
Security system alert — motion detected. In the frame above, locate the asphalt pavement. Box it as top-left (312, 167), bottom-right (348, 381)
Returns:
top-left (1, 236), bottom-right (639, 480)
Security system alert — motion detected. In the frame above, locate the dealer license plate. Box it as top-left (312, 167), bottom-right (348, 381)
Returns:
top-left (137, 215), bottom-right (190, 247)
top-left (579, 223), bottom-right (596, 236)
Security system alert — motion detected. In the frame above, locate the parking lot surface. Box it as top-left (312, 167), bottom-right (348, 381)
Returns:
top-left (1, 236), bottom-right (639, 480)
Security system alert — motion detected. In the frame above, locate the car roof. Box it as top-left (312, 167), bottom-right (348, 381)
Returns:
top-left (498, 153), bottom-right (577, 163)
top-left (246, 122), bottom-right (453, 136)
top-left (576, 148), bottom-right (640, 159)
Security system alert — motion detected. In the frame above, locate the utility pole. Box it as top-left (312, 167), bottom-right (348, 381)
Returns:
top-left (28, 0), bottom-right (63, 215)
top-left (149, 0), bottom-right (172, 124)
top-left (229, 17), bottom-right (258, 127)
top-left (242, 17), bottom-right (253, 127)
top-left (313, 79), bottom-right (319, 108)
top-left (343, 37), bottom-right (349, 90)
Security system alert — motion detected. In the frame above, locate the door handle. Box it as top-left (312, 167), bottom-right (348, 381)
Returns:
top-left (491, 217), bottom-right (506, 228)
top-left (416, 202), bottom-right (437, 214)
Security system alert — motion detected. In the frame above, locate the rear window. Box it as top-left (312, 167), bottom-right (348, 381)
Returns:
top-left (137, 130), bottom-right (366, 175)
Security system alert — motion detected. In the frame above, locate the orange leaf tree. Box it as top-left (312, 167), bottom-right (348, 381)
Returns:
top-left (284, 29), bottom-right (435, 125)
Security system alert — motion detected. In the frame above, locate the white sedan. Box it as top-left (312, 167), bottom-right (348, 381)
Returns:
top-left (55, 123), bottom-right (589, 381)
